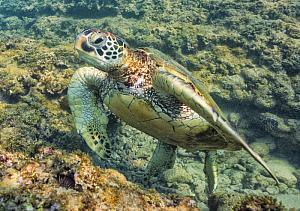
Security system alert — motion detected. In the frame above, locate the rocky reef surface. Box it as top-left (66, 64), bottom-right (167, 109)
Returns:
top-left (0, 0), bottom-right (299, 209)
top-left (0, 146), bottom-right (197, 210)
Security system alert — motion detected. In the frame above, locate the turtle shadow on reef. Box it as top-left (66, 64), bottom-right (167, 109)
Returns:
top-left (78, 118), bottom-right (156, 190)
top-left (83, 138), bottom-right (179, 195)
top-left (73, 113), bottom-right (180, 195)
top-left (0, 89), bottom-right (83, 156)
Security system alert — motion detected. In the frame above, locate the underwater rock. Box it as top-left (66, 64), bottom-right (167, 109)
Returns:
top-left (276, 194), bottom-right (300, 210)
top-left (0, 0), bottom-right (299, 208)
top-left (162, 166), bottom-right (193, 184)
top-left (249, 140), bottom-right (270, 158)
top-left (208, 193), bottom-right (286, 210)
top-left (266, 186), bottom-right (279, 195)
top-left (220, 74), bottom-right (251, 102)
top-left (255, 112), bottom-right (300, 152)
top-left (0, 147), bottom-right (198, 210)
top-left (0, 16), bottom-right (24, 30)
top-left (37, 69), bottom-right (73, 95)
top-left (0, 37), bottom-right (79, 100)
top-left (229, 171), bottom-right (244, 186)
top-left (267, 159), bottom-right (297, 188)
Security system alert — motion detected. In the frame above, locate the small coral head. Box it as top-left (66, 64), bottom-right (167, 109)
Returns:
top-left (75, 29), bottom-right (128, 71)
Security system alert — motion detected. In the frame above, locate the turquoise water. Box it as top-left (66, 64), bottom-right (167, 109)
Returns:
top-left (0, 0), bottom-right (299, 210)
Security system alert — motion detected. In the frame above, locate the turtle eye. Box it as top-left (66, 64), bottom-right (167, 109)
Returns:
top-left (94, 37), bottom-right (104, 44)
top-left (90, 34), bottom-right (106, 46)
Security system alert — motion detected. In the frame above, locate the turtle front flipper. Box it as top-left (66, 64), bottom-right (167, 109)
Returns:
top-left (204, 150), bottom-right (218, 194)
top-left (68, 67), bottom-right (113, 159)
top-left (152, 68), bottom-right (279, 184)
top-left (145, 141), bottom-right (177, 178)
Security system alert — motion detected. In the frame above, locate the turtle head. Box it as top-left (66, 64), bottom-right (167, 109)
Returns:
top-left (75, 29), bottom-right (128, 71)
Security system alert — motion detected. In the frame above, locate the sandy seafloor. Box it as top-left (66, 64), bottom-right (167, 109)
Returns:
top-left (0, 0), bottom-right (299, 210)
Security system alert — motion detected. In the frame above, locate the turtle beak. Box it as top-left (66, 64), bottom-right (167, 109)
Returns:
top-left (74, 31), bottom-right (104, 69)
top-left (75, 29), bottom-right (99, 53)
top-left (75, 34), bottom-right (94, 53)
top-left (74, 30), bottom-right (111, 71)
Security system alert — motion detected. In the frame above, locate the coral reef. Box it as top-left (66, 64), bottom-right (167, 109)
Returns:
top-left (208, 192), bottom-right (286, 210)
top-left (0, 146), bottom-right (198, 210)
top-left (0, 0), bottom-right (299, 209)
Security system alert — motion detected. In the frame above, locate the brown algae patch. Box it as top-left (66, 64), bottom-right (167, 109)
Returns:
top-left (0, 146), bottom-right (197, 210)
top-left (0, 38), bottom-right (76, 99)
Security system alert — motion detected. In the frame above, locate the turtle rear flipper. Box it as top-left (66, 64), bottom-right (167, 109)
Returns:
top-left (152, 68), bottom-right (279, 184)
top-left (204, 150), bottom-right (218, 194)
top-left (68, 67), bottom-right (113, 159)
top-left (146, 141), bottom-right (177, 178)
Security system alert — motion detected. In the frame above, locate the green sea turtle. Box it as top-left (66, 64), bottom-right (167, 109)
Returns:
top-left (68, 29), bottom-right (279, 193)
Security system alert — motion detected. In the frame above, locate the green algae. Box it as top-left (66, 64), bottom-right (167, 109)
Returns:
top-left (0, 0), bottom-right (299, 209)
top-left (0, 146), bottom-right (197, 210)
top-left (208, 192), bottom-right (286, 210)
